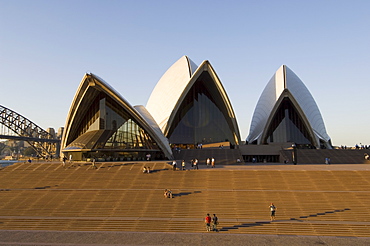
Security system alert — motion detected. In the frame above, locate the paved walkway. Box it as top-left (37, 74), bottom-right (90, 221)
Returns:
top-left (0, 230), bottom-right (370, 246)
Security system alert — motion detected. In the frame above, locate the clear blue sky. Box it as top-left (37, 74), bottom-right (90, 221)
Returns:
top-left (1, 0), bottom-right (369, 147)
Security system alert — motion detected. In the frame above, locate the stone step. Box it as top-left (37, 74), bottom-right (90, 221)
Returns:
top-left (1, 162), bottom-right (370, 237)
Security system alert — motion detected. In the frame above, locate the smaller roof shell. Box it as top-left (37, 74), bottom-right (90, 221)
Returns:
top-left (247, 65), bottom-right (331, 148)
top-left (61, 73), bottom-right (173, 159)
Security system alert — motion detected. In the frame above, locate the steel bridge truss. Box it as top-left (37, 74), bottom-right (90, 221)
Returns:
top-left (0, 105), bottom-right (60, 158)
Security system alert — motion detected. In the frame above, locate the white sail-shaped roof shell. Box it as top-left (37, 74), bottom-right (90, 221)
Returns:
top-left (146, 55), bottom-right (240, 145)
top-left (134, 105), bottom-right (172, 156)
top-left (61, 73), bottom-right (173, 159)
top-left (247, 65), bottom-right (331, 148)
top-left (146, 56), bottom-right (198, 131)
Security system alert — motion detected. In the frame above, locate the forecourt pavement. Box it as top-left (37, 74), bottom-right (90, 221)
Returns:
top-left (0, 161), bottom-right (369, 245)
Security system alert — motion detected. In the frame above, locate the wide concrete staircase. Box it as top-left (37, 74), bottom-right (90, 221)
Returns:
top-left (173, 148), bottom-right (243, 165)
top-left (0, 161), bottom-right (370, 237)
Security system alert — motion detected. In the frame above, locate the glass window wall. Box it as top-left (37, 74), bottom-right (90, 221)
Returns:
top-left (264, 98), bottom-right (313, 146)
top-left (168, 72), bottom-right (236, 146)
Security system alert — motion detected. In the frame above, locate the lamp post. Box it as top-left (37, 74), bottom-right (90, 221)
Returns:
top-left (292, 143), bottom-right (297, 165)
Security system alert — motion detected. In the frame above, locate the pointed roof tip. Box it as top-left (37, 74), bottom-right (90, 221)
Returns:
top-left (283, 64), bottom-right (292, 71)
top-left (274, 65), bottom-right (287, 75)
top-left (196, 59), bottom-right (212, 68)
top-left (277, 64), bottom-right (287, 70)
top-left (176, 55), bottom-right (198, 70)
top-left (180, 55), bottom-right (191, 63)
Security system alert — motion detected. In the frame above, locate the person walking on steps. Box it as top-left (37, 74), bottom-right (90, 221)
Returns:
top-left (92, 157), bottom-right (97, 169)
top-left (62, 156), bottom-right (67, 168)
top-left (212, 214), bottom-right (219, 232)
top-left (193, 158), bottom-right (198, 170)
top-left (269, 203), bottom-right (277, 221)
top-left (205, 214), bottom-right (211, 231)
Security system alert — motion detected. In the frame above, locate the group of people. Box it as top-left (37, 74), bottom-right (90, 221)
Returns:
top-left (142, 166), bottom-right (151, 173)
top-left (355, 144), bottom-right (370, 149)
top-left (62, 155), bottom-right (74, 168)
top-left (204, 213), bottom-right (218, 232)
top-left (204, 203), bottom-right (277, 232)
top-left (191, 159), bottom-right (199, 169)
top-left (190, 158), bottom-right (216, 169)
top-left (163, 189), bottom-right (173, 198)
top-left (206, 157), bottom-right (215, 168)
top-left (171, 158), bottom-right (215, 170)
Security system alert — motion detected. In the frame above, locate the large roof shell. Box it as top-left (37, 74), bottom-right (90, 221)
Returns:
top-left (167, 60), bottom-right (240, 144)
top-left (146, 56), bottom-right (198, 131)
top-left (146, 56), bottom-right (240, 144)
top-left (246, 65), bottom-right (331, 148)
top-left (61, 73), bottom-right (173, 159)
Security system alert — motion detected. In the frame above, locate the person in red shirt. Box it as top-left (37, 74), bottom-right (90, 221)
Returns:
top-left (205, 214), bottom-right (211, 231)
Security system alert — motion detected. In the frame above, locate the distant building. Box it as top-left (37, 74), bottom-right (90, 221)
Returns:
top-left (61, 73), bottom-right (173, 161)
top-left (46, 128), bottom-right (56, 139)
top-left (57, 127), bottom-right (64, 140)
top-left (146, 56), bottom-right (241, 149)
top-left (246, 65), bottom-right (332, 149)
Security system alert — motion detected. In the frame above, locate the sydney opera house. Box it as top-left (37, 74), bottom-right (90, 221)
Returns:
top-left (61, 56), bottom-right (331, 161)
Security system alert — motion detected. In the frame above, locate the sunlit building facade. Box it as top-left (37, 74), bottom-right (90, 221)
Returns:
top-left (61, 73), bottom-right (173, 161)
top-left (246, 65), bottom-right (332, 149)
top-left (146, 56), bottom-right (241, 148)
top-left (61, 60), bottom-right (332, 162)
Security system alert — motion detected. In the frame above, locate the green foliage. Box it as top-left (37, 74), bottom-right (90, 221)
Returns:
top-left (0, 142), bottom-right (5, 153)
top-left (23, 146), bottom-right (36, 156)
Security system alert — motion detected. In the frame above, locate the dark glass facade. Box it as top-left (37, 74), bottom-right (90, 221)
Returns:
top-left (65, 92), bottom-right (163, 161)
top-left (263, 98), bottom-right (314, 147)
top-left (167, 71), bottom-right (236, 146)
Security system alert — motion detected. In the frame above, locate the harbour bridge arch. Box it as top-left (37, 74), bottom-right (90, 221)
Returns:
top-left (0, 105), bottom-right (60, 158)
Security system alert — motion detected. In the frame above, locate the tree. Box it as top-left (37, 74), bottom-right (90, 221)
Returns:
top-left (0, 141), bottom-right (6, 154)
top-left (23, 146), bottom-right (36, 156)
